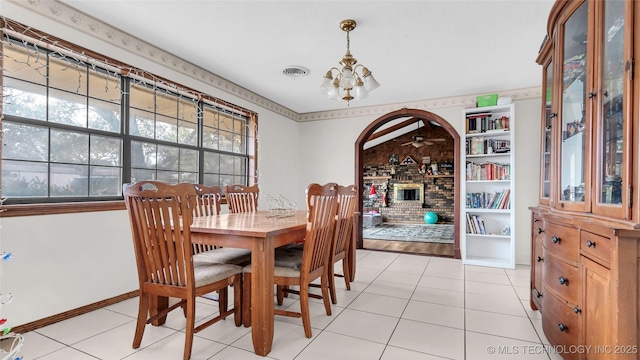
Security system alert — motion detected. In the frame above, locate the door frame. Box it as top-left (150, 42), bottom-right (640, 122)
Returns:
top-left (354, 108), bottom-right (461, 259)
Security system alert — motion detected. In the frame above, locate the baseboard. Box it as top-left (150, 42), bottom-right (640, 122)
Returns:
top-left (12, 290), bottom-right (138, 333)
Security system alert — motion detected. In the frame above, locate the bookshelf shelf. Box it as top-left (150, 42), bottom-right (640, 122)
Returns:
top-left (461, 104), bottom-right (515, 269)
top-left (465, 208), bottom-right (510, 214)
top-left (466, 152), bottom-right (509, 157)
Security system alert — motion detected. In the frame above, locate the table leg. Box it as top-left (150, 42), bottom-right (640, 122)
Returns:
top-left (251, 236), bottom-right (275, 356)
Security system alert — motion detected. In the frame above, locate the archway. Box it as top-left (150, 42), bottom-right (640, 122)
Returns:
top-left (354, 108), bottom-right (461, 259)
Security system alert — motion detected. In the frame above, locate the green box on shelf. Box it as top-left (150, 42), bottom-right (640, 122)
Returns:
top-left (476, 93), bottom-right (498, 107)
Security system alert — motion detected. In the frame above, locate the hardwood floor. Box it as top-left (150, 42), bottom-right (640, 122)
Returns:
top-left (363, 238), bottom-right (454, 257)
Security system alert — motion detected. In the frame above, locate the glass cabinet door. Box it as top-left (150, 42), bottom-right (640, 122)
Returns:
top-left (594, 0), bottom-right (629, 218)
top-left (558, 1), bottom-right (590, 210)
top-left (540, 58), bottom-right (553, 205)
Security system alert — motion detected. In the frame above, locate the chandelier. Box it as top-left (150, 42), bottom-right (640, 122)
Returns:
top-left (320, 19), bottom-right (380, 104)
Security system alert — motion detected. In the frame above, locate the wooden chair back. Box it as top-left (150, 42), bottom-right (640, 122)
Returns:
top-left (123, 181), bottom-right (198, 290)
top-left (193, 184), bottom-right (223, 217)
top-left (333, 185), bottom-right (358, 260)
top-left (191, 184), bottom-right (223, 254)
top-left (224, 184), bottom-right (259, 213)
top-left (300, 183), bottom-right (339, 282)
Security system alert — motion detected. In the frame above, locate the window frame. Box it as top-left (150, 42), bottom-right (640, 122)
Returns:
top-left (0, 21), bottom-right (258, 217)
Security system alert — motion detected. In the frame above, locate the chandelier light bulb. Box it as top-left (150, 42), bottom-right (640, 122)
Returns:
top-left (339, 68), bottom-right (356, 89)
top-left (320, 72), bottom-right (333, 91)
top-left (354, 78), bottom-right (369, 100)
top-left (327, 78), bottom-right (340, 100)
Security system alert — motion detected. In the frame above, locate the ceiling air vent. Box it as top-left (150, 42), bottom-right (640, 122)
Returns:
top-left (282, 66), bottom-right (310, 78)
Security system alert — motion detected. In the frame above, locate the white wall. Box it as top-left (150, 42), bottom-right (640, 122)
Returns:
top-left (1, 211), bottom-right (137, 325)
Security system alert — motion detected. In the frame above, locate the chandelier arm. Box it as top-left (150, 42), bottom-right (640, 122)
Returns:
top-left (327, 67), bottom-right (341, 75)
top-left (353, 64), bottom-right (365, 77)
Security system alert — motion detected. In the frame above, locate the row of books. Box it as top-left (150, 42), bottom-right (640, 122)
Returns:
top-left (466, 161), bottom-right (511, 181)
top-left (466, 213), bottom-right (486, 235)
top-left (466, 189), bottom-right (510, 209)
top-left (466, 113), bottom-right (510, 134)
top-left (465, 138), bottom-right (511, 155)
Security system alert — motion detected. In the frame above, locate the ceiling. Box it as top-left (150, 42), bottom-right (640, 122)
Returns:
top-left (58, 0), bottom-right (554, 116)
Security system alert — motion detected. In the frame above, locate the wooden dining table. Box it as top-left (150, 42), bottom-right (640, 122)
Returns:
top-left (190, 210), bottom-right (308, 356)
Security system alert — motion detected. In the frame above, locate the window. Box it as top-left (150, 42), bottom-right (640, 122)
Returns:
top-left (1, 32), bottom-right (256, 206)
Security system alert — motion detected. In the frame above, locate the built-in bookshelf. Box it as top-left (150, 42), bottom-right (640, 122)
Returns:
top-left (461, 104), bottom-right (515, 269)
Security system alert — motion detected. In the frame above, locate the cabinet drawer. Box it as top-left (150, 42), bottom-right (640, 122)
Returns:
top-left (544, 223), bottom-right (579, 263)
top-left (580, 230), bottom-right (612, 265)
top-left (541, 291), bottom-right (581, 360)
top-left (543, 252), bottom-right (579, 305)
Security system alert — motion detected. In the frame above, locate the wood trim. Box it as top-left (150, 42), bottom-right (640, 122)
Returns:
top-left (0, 201), bottom-right (126, 217)
top-left (12, 291), bottom-right (138, 333)
top-left (367, 117), bottom-right (419, 141)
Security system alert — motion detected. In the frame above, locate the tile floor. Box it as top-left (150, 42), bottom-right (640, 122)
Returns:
top-left (17, 250), bottom-right (564, 360)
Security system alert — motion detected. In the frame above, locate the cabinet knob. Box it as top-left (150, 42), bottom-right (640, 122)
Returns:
top-left (533, 218), bottom-right (539, 223)
top-left (558, 276), bottom-right (568, 285)
top-left (537, 256), bottom-right (544, 262)
top-left (588, 92), bottom-right (596, 99)
top-left (549, 113), bottom-right (557, 118)
top-left (573, 306), bottom-right (581, 314)
top-left (558, 323), bottom-right (568, 332)
top-left (586, 240), bottom-right (596, 248)
top-left (537, 227), bottom-right (544, 234)
top-left (551, 236), bottom-right (561, 244)
top-left (536, 290), bottom-right (543, 298)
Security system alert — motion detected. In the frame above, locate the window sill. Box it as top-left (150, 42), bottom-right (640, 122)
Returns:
top-left (0, 201), bottom-right (126, 217)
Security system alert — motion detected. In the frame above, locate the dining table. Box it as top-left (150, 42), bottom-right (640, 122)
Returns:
top-left (148, 208), bottom-right (356, 356)
top-left (190, 209), bottom-right (308, 356)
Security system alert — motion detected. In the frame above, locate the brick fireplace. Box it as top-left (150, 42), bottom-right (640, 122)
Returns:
top-left (363, 163), bottom-right (454, 223)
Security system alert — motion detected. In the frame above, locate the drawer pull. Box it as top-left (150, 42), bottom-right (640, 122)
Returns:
top-left (537, 256), bottom-right (544, 262)
top-left (558, 323), bottom-right (568, 332)
top-left (558, 276), bottom-right (568, 285)
top-left (536, 291), bottom-right (542, 299)
top-left (551, 236), bottom-right (561, 244)
top-left (534, 218), bottom-right (539, 223)
top-left (573, 306), bottom-right (581, 314)
top-left (586, 240), bottom-right (596, 248)
top-left (537, 227), bottom-right (544, 234)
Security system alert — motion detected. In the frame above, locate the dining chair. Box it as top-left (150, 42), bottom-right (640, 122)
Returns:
top-left (224, 184), bottom-right (259, 213)
top-left (191, 184), bottom-right (251, 265)
top-left (242, 182), bottom-right (338, 338)
top-left (273, 184), bottom-right (358, 305)
top-left (123, 181), bottom-right (243, 360)
top-left (327, 184), bottom-right (358, 304)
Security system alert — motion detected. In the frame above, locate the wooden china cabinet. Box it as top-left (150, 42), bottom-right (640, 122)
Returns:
top-left (530, 0), bottom-right (640, 359)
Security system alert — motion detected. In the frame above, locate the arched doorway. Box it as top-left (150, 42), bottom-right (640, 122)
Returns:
top-left (354, 108), bottom-right (461, 259)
